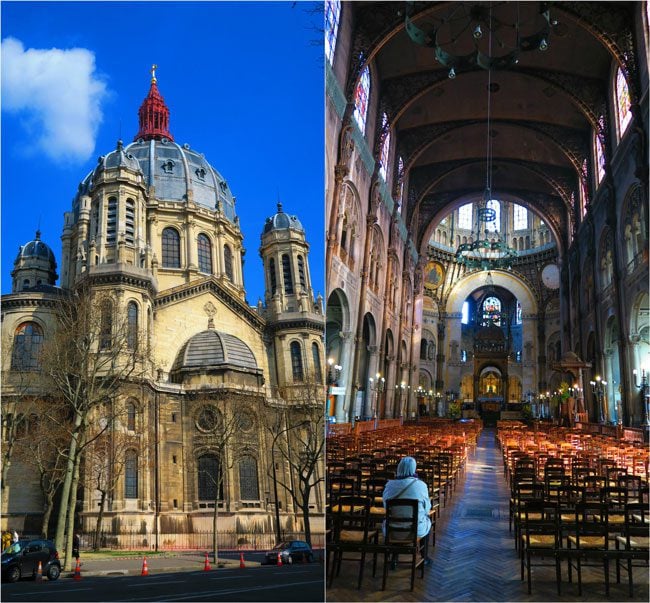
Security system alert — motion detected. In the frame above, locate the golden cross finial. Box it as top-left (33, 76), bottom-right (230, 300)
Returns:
top-left (150, 64), bottom-right (158, 83)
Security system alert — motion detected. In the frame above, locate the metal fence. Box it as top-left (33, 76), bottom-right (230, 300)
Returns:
top-left (81, 531), bottom-right (325, 552)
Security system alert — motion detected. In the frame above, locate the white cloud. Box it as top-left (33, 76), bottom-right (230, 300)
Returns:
top-left (2, 37), bottom-right (107, 163)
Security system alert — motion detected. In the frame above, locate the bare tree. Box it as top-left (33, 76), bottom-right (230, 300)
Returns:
top-left (12, 399), bottom-right (68, 538)
top-left (267, 376), bottom-right (325, 547)
top-left (38, 283), bottom-right (150, 569)
top-left (189, 391), bottom-right (241, 564)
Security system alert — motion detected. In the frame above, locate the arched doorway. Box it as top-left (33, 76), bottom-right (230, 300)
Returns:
top-left (326, 288), bottom-right (350, 421)
top-left (382, 329), bottom-right (394, 418)
top-left (357, 312), bottom-right (377, 420)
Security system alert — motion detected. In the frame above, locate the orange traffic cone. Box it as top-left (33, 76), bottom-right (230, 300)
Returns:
top-left (203, 552), bottom-right (211, 571)
top-left (276, 551), bottom-right (282, 567)
top-left (141, 555), bottom-right (149, 576)
top-left (35, 561), bottom-right (43, 582)
top-left (73, 558), bottom-right (82, 581)
top-left (239, 552), bottom-right (245, 569)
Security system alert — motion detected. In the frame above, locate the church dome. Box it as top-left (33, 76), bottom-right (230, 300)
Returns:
top-left (15, 230), bottom-right (56, 266)
top-left (172, 329), bottom-right (259, 372)
top-left (75, 72), bottom-right (237, 223)
top-left (263, 202), bottom-right (304, 234)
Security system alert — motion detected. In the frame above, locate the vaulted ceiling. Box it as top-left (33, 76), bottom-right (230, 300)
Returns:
top-left (343, 2), bottom-right (641, 255)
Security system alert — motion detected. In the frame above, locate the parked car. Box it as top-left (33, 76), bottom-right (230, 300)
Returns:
top-left (1, 539), bottom-right (61, 582)
top-left (265, 540), bottom-right (314, 564)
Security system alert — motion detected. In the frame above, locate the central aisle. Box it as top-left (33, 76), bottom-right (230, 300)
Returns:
top-left (327, 428), bottom-right (649, 602)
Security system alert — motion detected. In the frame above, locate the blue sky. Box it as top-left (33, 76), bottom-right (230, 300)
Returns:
top-left (1, 1), bottom-right (324, 304)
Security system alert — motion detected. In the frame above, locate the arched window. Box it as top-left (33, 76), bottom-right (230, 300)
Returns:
top-left (290, 341), bottom-right (304, 382)
top-left (486, 199), bottom-right (500, 232)
top-left (224, 245), bottom-right (234, 281)
top-left (107, 197), bottom-right (117, 245)
top-left (126, 401), bottom-right (136, 431)
top-left (420, 339), bottom-right (428, 360)
top-left (312, 342), bottom-right (323, 383)
top-left (197, 234), bottom-right (213, 274)
top-left (125, 198), bottom-right (135, 245)
top-left (379, 113), bottom-right (391, 180)
top-left (268, 258), bottom-right (277, 294)
top-left (397, 156), bottom-right (405, 208)
top-left (162, 228), bottom-right (180, 268)
top-left (297, 255), bottom-right (306, 290)
top-left (340, 215), bottom-right (348, 250)
top-left (198, 454), bottom-right (222, 500)
top-left (595, 131), bottom-right (605, 184)
top-left (127, 301), bottom-right (138, 350)
top-left (238, 456), bottom-right (259, 500)
top-left (125, 450), bottom-right (138, 499)
top-left (282, 254), bottom-right (293, 294)
top-left (353, 66), bottom-right (370, 134)
top-left (615, 67), bottom-right (632, 136)
top-left (513, 204), bottom-right (527, 230)
top-left (483, 296), bottom-right (501, 326)
top-left (100, 299), bottom-right (113, 350)
top-left (11, 322), bottom-right (44, 370)
top-left (325, 0), bottom-right (341, 65)
top-left (516, 301), bottom-right (522, 324)
top-left (458, 203), bottom-right (473, 229)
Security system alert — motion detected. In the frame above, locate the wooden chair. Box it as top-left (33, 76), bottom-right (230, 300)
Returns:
top-left (381, 498), bottom-right (426, 591)
top-left (566, 502), bottom-right (611, 596)
top-left (328, 495), bottom-right (378, 589)
top-left (614, 503), bottom-right (650, 597)
top-left (520, 500), bottom-right (562, 595)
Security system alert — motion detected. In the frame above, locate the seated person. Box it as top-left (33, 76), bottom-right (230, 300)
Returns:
top-left (382, 456), bottom-right (432, 564)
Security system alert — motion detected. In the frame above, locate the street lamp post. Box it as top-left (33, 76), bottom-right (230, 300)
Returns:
top-left (368, 373), bottom-right (385, 419)
top-left (590, 376), bottom-right (607, 424)
top-left (632, 368), bottom-right (650, 428)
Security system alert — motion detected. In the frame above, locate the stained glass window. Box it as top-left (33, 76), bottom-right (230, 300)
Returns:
top-left (461, 301), bottom-right (469, 324)
top-left (483, 296), bottom-right (501, 326)
top-left (486, 199), bottom-right (500, 232)
top-left (127, 302), bottom-right (138, 350)
top-left (379, 113), bottom-right (390, 180)
top-left (100, 299), bottom-right (113, 350)
top-left (162, 228), bottom-right (181, 268)
top-left (125, 450), bottom-right (138, 499)
top-left (581, 159), bottom-right (589, 218)
top-left (516, 301), bottom-right (522, 324)
top-left (11, 322), bottom-right (43, 370)
top-left (397, 156), bottom-right (404, 206)
top-left (224, 245), bottom-right (234, 281)
top-left (616, 68), bottom-right (632, 135)
top-left (126, 402), bottom-right (136, 431)
top-left (595, 132), bottom-right (605, 184)
top-left (458, 203), bottom-right (473, 229)
top-left (325, 0), bottom-right (341, 65)
top-left (353, 66), bottom-right (370, 134)
top-left (198, 454), bottom-right (222, 500)
top-left (290, 341), bottom-right (304, 382)
top-left (513, 204), bottom-right (527, 230)
top-left (197, 234), bottom-right (212, 274)
top-left (312, 342), bottom-right (323, 383)
top-left (239, 456), bottom-right (259, 500)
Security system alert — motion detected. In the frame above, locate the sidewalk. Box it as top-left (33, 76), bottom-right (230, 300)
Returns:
top-left (65, 551), bottom-right (261, 578)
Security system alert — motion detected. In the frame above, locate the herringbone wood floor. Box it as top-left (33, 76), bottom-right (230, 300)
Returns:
top-left (326, 428), bottom-right (649, 602)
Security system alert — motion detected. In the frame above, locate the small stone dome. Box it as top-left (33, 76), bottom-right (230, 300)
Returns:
top-left (172, 330), bottom-right (258, 372)
top-left (99, 139), bottom-right (141, 172)
top-left (263, 202), bottom-right (304, 234)
top-left (15, 230), bottom-right (56, 266)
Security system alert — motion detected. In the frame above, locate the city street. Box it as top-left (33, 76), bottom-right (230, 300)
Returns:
top-left (1, 564), bottom-right (325, 601)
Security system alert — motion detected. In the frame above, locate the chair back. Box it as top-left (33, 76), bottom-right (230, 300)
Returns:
top-left (384, 498), bottom-right (419, 546)
top-left (332, 495), bottom-right (373, 542)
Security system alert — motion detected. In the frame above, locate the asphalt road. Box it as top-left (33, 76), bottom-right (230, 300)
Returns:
top-left (1, 564), bottom-right (325, 602)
